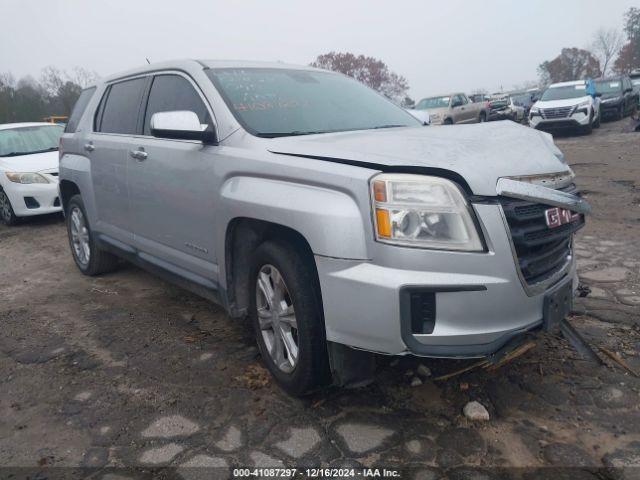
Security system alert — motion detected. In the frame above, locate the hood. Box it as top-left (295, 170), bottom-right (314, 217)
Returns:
top-left (268, 121), bottom-right (569, 196)
top-left (421, 107), bottom-right (448, 118)
top-left (0, 150), bottom-right (58, 173)
top-left (600, 92), bottom-right (623, 100)
top-left (534, 96), bottom-right (591, 109)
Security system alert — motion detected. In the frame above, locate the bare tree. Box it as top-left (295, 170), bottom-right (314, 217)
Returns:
top-left (592, 28), bottom-right (624, 76)
top-left (538, 48), bottom-right (602, 84)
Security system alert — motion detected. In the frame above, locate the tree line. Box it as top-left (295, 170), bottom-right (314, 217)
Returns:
top-left (0, 66), bottom-right (97, 124)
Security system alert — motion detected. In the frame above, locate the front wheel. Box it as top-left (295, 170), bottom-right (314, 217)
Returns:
top-left (478, 112), bottom-right (486, 123)
top-left (0, 188), bottom-right (18, 226)
top-left (594, 111), bottom-right (601, 128)
top-left (66, 195), bottom-right (119, 276)
top-left (443, 118), bottom-right (453, 125)
top-left (249, 240), bottom-right (330, 396)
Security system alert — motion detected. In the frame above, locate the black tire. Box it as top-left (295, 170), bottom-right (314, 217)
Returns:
top-left (617, 106), bottom-right (624, 121)
top-left (443, 118), bottom-right (453, 125)
top-left (66, 194), bottom-right (119, 276)
top-left (594, 111), bottom-right (601, 128)
top-left (478, 112), bottom-right (487, 123)
top-left (0, 187), bottom-right (18, 226)
top-left (249, 239), bottom-right (330, 396)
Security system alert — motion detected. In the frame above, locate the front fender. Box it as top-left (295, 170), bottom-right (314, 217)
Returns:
top-left (219, 176), bottom-right (369, 260)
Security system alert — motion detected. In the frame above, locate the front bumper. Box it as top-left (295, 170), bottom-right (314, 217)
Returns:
top-left (529, 111), bottom-right (591, 130)
top-left (600, 101), bottom-right (622, 116)
top-left (315, 203), bottom-right (577, 358)
top-left (4, 181), bottom-right (62, 217)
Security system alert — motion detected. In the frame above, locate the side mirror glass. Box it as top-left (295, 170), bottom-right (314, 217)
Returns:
top-left (150, 111), bottom-right (216, 143)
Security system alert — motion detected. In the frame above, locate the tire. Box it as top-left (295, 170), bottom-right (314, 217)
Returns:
top-left (249, 239), bottom-right (330, 396)
top-left (594, 111), bottom-right (601, 128)
top-left (443, 118), bottom-right (453, 125)
top-left (617, 106), bottom-right (624, 121)
top-left (0, 187), bottom-right (18, 226)
top-left (478, 112), bottom-right (487, 123)
top-left (66, 194), bottom-right (119, 276)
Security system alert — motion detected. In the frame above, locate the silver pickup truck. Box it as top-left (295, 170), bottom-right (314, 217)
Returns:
top-left (414, 93), bottom-right (489, 125)
top-left (59, 60), bottom-right (589, 395)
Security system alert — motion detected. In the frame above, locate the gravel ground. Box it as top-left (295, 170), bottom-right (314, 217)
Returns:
top-left (1, 118), bottom-right (639, 479)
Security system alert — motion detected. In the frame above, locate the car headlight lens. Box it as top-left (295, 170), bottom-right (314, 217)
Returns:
top-left (370, 173), bottom-right (483, 251)
top-left (5, 172), bottom-right (49, 184)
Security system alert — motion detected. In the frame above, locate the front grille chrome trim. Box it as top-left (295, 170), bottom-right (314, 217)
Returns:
top-left (496, 178), bottom-right (591, 215)
top-left (497, 205), bottom-right (574, 297)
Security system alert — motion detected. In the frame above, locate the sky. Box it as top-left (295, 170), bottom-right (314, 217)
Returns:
top-left (1, 0), bottom-right (637, 100)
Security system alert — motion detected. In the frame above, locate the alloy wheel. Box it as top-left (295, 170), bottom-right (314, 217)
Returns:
top-left (256, 264), bottom-right (299, 373)
top-left (69, 206), bottom-right (91, 266)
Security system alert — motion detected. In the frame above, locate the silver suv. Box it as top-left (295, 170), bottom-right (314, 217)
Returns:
top-left (59, 60), bottom-right (589, 395)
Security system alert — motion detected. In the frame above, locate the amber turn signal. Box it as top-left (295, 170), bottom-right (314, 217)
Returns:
top-left (375, 208), bottom-right (391, 238)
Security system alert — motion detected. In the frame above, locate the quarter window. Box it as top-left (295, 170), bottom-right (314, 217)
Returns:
top-left (98, 77), bottom-right (147, 135)
top-left (143, 75), bottom-right (210, 136)
top-left (65, 87), bottom-right (96, 133)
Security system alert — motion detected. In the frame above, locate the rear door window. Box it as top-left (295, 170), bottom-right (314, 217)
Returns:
top-left (65, 87), bottom-right (96, 133)
top-left (143, 74), bottom-right (210, 136)
top-left (98, 77), bottom-right (147, 135)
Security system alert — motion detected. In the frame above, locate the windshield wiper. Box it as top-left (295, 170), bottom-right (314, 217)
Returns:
top-left (0, 147), bottom-right (58, 157)
top-left (256, 131), bottom-right (328, 138)
top-left (370, 124), bottom-right (408, 130)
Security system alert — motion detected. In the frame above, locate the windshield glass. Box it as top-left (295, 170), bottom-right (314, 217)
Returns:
top-left (206, 68), bottom-right (419, 137)
top-left (0, 125), bottom-right (64, 157)
top-left (595, 80), bottom-right (623, 94)
top-left (540, 85), bottom-right (588, 101)
top-left (416, 97), bottom-right (450, 109)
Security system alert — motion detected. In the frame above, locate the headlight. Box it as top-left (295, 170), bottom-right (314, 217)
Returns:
top-left (5, 172), bottom-right (49, 184)
top-left (529, 107), bottom-right (540, 115)
top-left (370, 173), bottom-right (484, 251)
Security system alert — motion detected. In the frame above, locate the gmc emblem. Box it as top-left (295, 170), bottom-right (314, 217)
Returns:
top-left (545, 207), bottom-right (580, 229)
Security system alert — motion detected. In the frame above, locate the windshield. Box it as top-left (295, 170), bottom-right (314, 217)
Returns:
top-left (512, 94), bottom-right (532, 106)
top-left (206, 68), bottom-right (420, 137)
top-left (630, 78), bottom-right (640, 86)
top-left (595, 80), bottom-right (623, 94)
top-left (0, 125), bottom-right (64, 157)
top-left (540, 85), bottom-right (588, 101)
top-left (416, 97), bottom-right (450, 109)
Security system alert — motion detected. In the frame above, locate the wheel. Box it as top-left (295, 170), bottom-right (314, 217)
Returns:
top-left (249, 239), bottom-right (330, 396)
top-left (617, 106), bottom-right (624, 120)
top-left (478, 112), bottom-right (486, 123)
top-left (594, 111), bottom-right (601, 128)
top-left (0, 188), bottom-right (18, 226)
top-left (443, 118), bottom-right (453, 125)
top-left (66, 194), bottom-right (119, 276)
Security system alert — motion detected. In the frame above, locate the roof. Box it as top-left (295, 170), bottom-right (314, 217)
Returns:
top-left (548, 80), bottom-right (586, 88)
top-left (99, 59), bottom-right (326, 85)
top-left (0, 122), bottom-right (63, 131)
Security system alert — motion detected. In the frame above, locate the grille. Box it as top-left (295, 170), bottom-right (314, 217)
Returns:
top-left (541, 106), bottom-right (573, 119)
top-left (499, 184), bottom-right (584, 285)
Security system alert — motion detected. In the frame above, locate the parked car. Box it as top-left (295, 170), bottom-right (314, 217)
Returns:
top-left (0, 122), bottom-right (64, 225)
top-left (529, 80), bottom-right (601, 134)
top-left (510, 91), bottom-right (539, 118)
top-left (415, 93), bottom-right (488, 125)
top-left (60, 60), bottom-right (589, 395)
top-left (594, 75), bottom-right (639, 120)
top-left (630, 70), bottom-right (640, 107)
top-left (487, 94), bottom-right (525, 122)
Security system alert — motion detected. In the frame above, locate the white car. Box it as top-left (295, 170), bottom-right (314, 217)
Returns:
top-left (529, 80), bottom-right (600, 134)
top-left (0, 122), bottom-right (64, 225)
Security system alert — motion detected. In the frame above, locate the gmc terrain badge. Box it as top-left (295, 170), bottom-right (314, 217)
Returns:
top-left (545, 207), bottom-right (580, 229)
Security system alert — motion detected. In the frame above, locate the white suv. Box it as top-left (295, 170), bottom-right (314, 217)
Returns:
top-left (529, 80), bottom-right (601, 134)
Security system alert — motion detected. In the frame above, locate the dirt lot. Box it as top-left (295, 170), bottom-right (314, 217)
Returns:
top-left (1, 119), bottom-right (639, 479)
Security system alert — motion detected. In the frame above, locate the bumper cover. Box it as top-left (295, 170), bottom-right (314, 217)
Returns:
top-left (315, 203), bottom-right (578, 358)
top-left (4, 182), bottom-right (62, 217)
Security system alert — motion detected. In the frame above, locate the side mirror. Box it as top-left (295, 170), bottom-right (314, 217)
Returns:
top-left (150, 111), bottom-right (216, 143)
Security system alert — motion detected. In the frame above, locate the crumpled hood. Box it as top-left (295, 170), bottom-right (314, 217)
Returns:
top-left (0, 150), bottom-right (58, 173)
top-left (268, 121), bottom-right (569, 196)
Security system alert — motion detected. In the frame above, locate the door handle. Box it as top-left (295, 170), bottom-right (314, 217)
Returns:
top-left (84, 142), bottom-right (95, 152)
top-left (129, 148), bottom-right (148, 161)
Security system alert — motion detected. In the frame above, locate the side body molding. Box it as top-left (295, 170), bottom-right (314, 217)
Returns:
top-left (220, 176), bottom-right (369, 260)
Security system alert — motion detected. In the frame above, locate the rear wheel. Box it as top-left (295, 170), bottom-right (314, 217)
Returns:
top-left (249, 239), bottom-right (330, 396)
top-left (0, 188), bottom-right (18, 226)
top-left (66, 195), bottom-right (119, 276)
